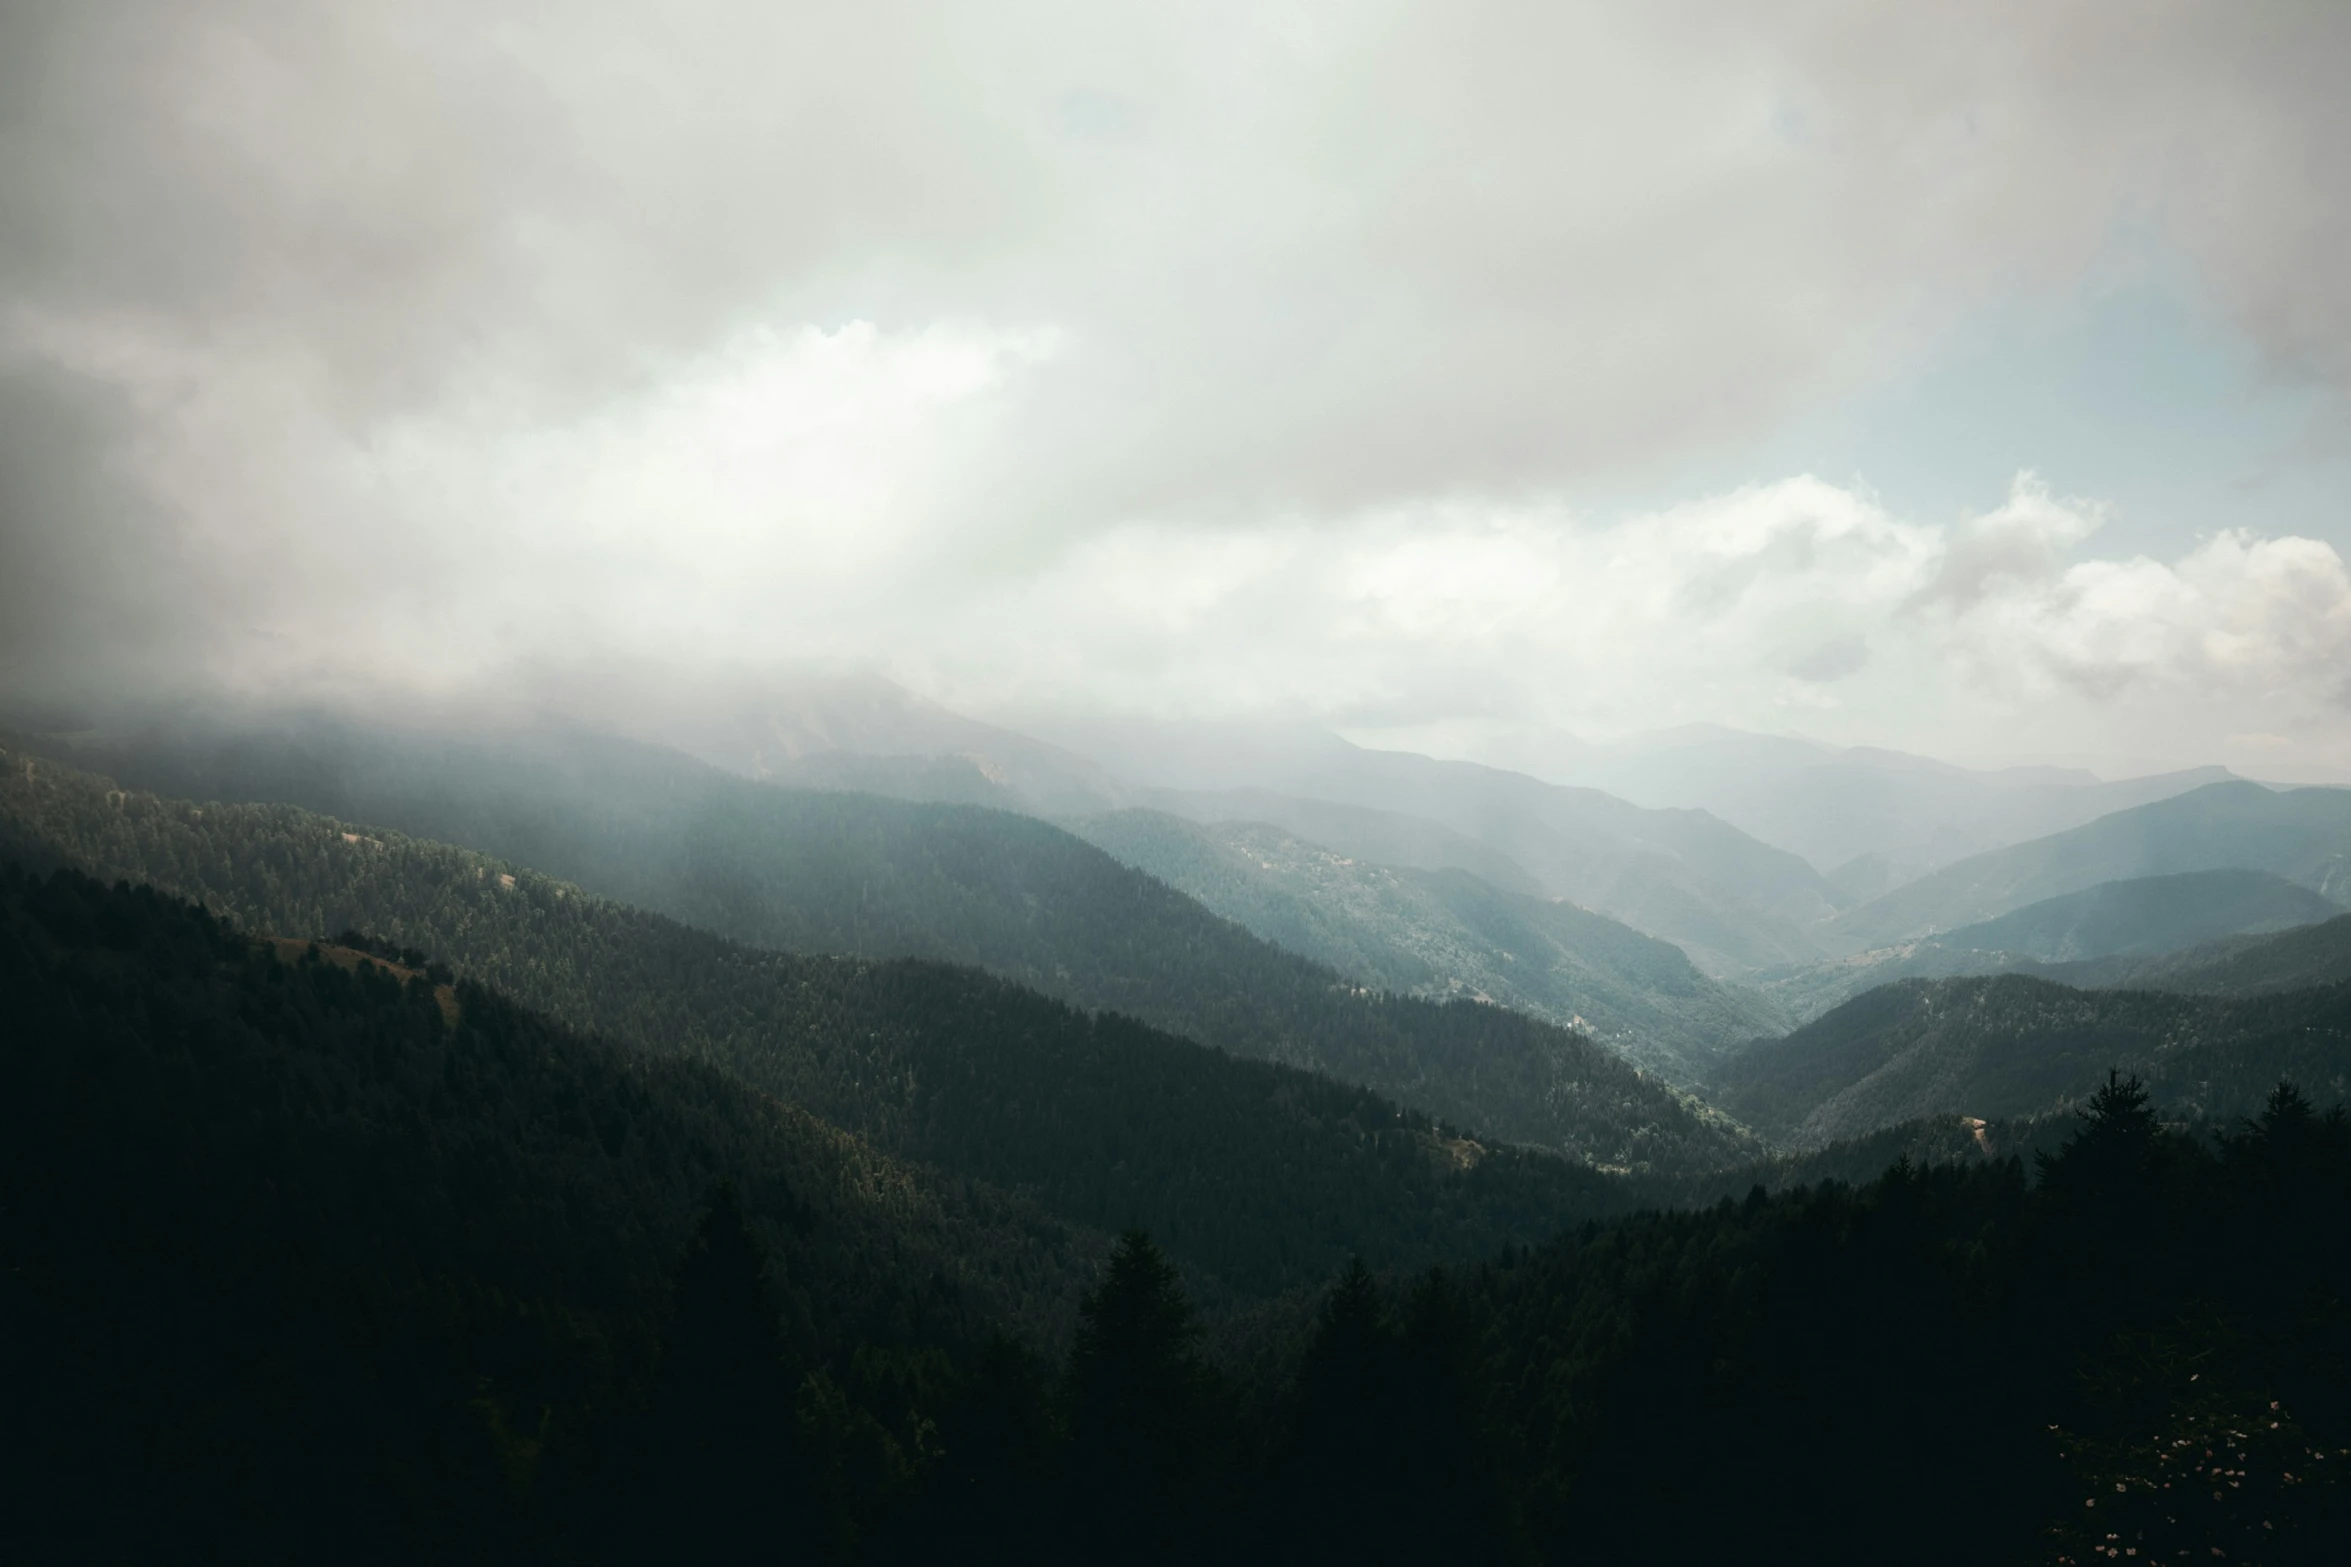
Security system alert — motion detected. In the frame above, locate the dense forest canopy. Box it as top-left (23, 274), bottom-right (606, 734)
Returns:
top-left (10, 715), bottom-right (2351, 1564)
top-left (7, 865), bottom-right (2347, 1562)
top-left (0, 864), bottom-right (1101, 1561)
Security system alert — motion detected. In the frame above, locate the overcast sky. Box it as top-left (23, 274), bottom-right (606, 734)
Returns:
top-left (5, 1), bottom-right (2350, 778)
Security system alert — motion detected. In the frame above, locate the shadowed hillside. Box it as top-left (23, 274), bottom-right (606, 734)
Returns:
top-left (18, 720), bottom-right (1746, 1164)
top-left (1712, 971), bottom-right (2351, 1146)
top-left (0, 862), bottom-right (1115, 1561)
top-left (0, 742), bottom-right (1746, 1305)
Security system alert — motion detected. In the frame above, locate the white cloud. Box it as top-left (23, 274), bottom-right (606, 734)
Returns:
top-left (28, 281), bottom-right (2350, 772)
top-left (919, 474), bottom-right (2351, 774)
top-left (5, 1), bottom-right (2351, 777)
top-left (1993, 529), bottom-right (2351, 704)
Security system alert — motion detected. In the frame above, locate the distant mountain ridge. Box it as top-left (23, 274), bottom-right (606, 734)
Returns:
top-left (1126, 786), bottom-right (1551, 896)
top-left (1758, 869), bottom-right (2346, 1019)
top-left (1821, 780), bottom-right (2351, 953)
top-left (156, 681), bottom-right (1859, 982)
top-left (1495, 723), bottom-right (2237, 888)
top-left (1933, 868), bottom-right (2341, 960)
top-left (394, 685), bottom-right (2278, 985)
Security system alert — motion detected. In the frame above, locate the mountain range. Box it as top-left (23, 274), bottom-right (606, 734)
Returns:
top-left (1477, 723), bottom-right (2237, 892)
top-left (1818, 778), bottom-right (2351, 952)
top-left (30, 695), bottom-right (2351, 1126)
top-left (0, 733), bottom-right (1751, 1183)
top-left (11, 701), bottom-right (2351, 1562)
top-left (1028, 718), bottom-right (1842, 974)
top-left (20, 850), bottom-right (2349, 1563)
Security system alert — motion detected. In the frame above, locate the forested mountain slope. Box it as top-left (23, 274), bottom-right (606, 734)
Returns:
top-left (0, 864), bottom-right (1111, 1561)
top-left (1129, 786), bottom-right (1552, 893)
top-left (1067, 808), bottom-right (1789, 1085)
top-left (26, 721), bottom-right (1738, 1158)
top-left (18, 867), bottom-right (2350, 1563)
top-left (1757, 868), bottom-right (2345, 1020)
top-left (1634, 1111), bottom-right (2043, 1206)
top-left (1825, 780), bottom-right (2351, 952)
top-left (2046, 912), bottom-right (2351, 998)
top-left (1929, 867), bottom-right (2340, 959)
top-left (0, 745), bottom-right (1744, 1298)
top-left (1437, 1083), bottom-right (2351, 1563)
top-left (1712, 971), bottom-right (2351, 1145)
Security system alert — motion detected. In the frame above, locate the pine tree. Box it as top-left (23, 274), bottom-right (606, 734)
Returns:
top-left (1063, 1232), bottom-right (1218, 1565)
top-left (1281, 1261), bottom-right (1510, 1565)
top-left (645, 1182), bottom-right (809, 1562)
top-left (2039, 1068), bottom-right (2163, 1201)
top-left (1394, 1267), bottom-right (1507, 1561)
top-left (1284, 1259), bottom-right (1399, 1560)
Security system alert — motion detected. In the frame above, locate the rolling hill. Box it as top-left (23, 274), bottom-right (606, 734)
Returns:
top-left (1511, 723), bottom-right (2234, 892)
top-left (1929, 867), bottom-right (2341, 960)
top-left (1757, 869), bottom-right (2345, 1019)
top-left (1710, 971), bottom-right (2351, 1147)
top-left (2045, 912), bottom-right (2351, 998)
top-left (1822, 780), bottom-right (2351, 953)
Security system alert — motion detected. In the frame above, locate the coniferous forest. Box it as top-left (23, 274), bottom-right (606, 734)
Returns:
top-left (7, 844), bottom-right (2350, 1562)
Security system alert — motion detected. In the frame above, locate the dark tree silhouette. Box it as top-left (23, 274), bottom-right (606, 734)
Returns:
top-left (642, 1183), bottom-right (809, 1562)
top-left (1283, 1258), bottom-right (1399, 1558)
top-left (1062, 1232), bottom-right (1222, 1565)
